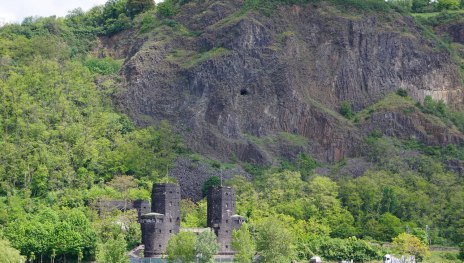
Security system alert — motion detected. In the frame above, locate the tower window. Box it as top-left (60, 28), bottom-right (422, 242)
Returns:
top-left (169, 230), bottom-right (172, 233)
top-left (240, 89), bottom-right (248, 95)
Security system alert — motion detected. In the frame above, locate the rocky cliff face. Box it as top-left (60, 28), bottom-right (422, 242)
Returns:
top-left (115, 1), bottom-right (464, 164)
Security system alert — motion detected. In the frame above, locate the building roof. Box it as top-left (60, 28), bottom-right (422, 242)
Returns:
top-left (141, 212), bottom-right (164, 218)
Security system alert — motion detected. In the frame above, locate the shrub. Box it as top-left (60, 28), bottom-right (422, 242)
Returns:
top-left (126, 0), bottom-right (155, 18)
top-left (0, 239), bottom-right (24, 263)
top-left (255, 218), bottom-right (295, 262)
top-left (104, 13), bottom-right (132, 35)
top-left (330, 0), bottom-right (392, 12)
top-left (438, 0), bottom-right (460, 10)
top-left (157, 0), bottom-right (179, 18)
top-left (412, 0), bottom-right (434, 12)
top-left (232, 223), bottom-right (255, 263)
top-left (396, 88), bottom-right (408, 97)
top-left (139, 11), bottom-right (157, 33)
top-left (84, 57), bottom-right (123, 75)
top-left (166, 232), bottom-right (196, 262)
top-left (201, 176), bottom-right (221, 197)
top-left (195, 230), bottom-right (219, 263)
top-left (392, 233), bottom-right (430, 262)
top-left (340, 101), bottom-right (354, 119)
top-left (388, 0), bottom-right (413, 12)
top-left (306, 236), bottom-right (383, 262)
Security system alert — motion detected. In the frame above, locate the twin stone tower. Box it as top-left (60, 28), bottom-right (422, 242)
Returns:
top-left (140, 183), bottom-right (244, 258)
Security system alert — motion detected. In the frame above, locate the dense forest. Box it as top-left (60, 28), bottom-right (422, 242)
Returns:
top-left (0, 0), bottom-right (464, 262)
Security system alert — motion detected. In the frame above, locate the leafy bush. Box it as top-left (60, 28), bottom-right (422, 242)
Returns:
top-left (438, 0), bottom-right (460, 10)
top-left (330, 0), bottom-right (392, 12)
top-left (0, 239), bottom-right (24, 263)
top-left (392, 233), bottom-right (430, 262)
top-left (232, 223), bottom-right (255, 263)
top-left (84, 57), bottom-right (123, 75)
top-left (340, 101), bottom-right (354, 119)
top-left (306, 236), bottom-right (383, 262)
top-left (396, 88), bottom-right (408, 97)
top-left (255, 218), bottom-right (296, 262)
top-left (139, 11), bottom-right (157, 33)
top-left (167, 232), bottom-right (197, 262)
top-left (126, 0), bottom-right (155, 18)
top-left (201, 176), bottom-right (221, 197)
top-left (195, 230), bottom-right (219, 263)
top-left (412, 0), bottom-right (436, 12)
top-left (104, 13), bottom-right (132, 35)
top-left (157, 0), bottom-right (180, 18)
top-left (416, 95), bottom-right (464, 134)
top-left (167, 231), bottom-right (218, 263)
top-left (386, 0), bottom-right (413, 12)
top-left (243, 0), bottom-right (311, 15)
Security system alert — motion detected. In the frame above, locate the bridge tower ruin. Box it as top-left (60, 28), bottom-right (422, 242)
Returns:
top-left (207, 186), bottom-right (244, 254)
top-left (140, 183), bottom-right (181, 257)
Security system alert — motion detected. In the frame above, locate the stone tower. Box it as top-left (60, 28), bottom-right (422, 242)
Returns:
top-left (207, 186), bottom-right (244, 254)
top-left (140, 213), bottom-right (165, 257)
top-left (151, 183), bottom-right (181, 234)
top-left (140, 183), bottom-right (181, 257)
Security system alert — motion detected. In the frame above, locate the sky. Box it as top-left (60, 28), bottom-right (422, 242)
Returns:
top-left (0, 0), bottom-right (109, 25)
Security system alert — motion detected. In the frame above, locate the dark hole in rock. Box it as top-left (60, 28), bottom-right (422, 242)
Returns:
top-left (240, 89), bottom-right (248, 95)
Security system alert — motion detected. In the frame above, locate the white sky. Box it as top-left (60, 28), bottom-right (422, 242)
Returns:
top-left (0, 0), bottom-right (109, 25)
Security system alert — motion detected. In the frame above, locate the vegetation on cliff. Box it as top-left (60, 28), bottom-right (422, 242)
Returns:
top-left (0, 0), bottom-right (463, 262)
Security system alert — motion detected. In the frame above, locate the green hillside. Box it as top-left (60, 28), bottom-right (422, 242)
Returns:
top-left (0, 0), bottom-right (463, 262)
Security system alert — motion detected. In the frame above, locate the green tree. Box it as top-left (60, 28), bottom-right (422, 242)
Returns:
top-left (156, 0), bottom-right (179, 18)
top-left (226, 176), bottom-right (258, 219)
top-left (195, 230), bottom-right (219, 263)
top-left (97, 234), bottom-right (129, 263)
top-left (379, 213), bottom-right (403, 241)
top-left (392, 233), bottom-right (430, 262)
top-left (232, 223), bottom-right (255, 263)
top-left (126, 0), bottom-right (155, 18)
top-left (180, 199), bottom-right (203, 227)
top-left (108, 175), bottom-right (136, 211)
top-left (0, 239), bottom-right (24, 263)
top-left (255, 218), bottom-right (295, 263)
top-left (202, 176), bottom-right (221, 197)
top-left (296, 153), bottom-right (317, 181)
top-left (459, 242), bottom-right (464, 260)
top-left (438, 0), bottom-right (460, 10)
top-left (412, 0), bottom-right (432, 12)
top-left (166, 232), bottom-right (196, 263)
